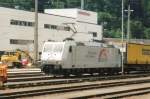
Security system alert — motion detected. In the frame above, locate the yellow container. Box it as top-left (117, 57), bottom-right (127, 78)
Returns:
top-left (127, 43), bottom-right (150, 64)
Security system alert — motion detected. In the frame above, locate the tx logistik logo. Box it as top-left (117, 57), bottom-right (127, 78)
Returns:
top-left (98, 48), bottom-right (109, 62)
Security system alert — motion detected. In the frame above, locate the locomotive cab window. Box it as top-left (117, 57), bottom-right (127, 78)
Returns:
top-left (43, 44), bottom-right (53, 52)
top-left (53, 44), bottom-right (63, 53)
top-left (69, 46), bottom-right (72, 53)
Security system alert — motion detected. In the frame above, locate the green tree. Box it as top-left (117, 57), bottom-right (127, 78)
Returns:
top-left (144, 28), bottom-right (150, 39)
top-left (130, 20), bottom-right (144, 39)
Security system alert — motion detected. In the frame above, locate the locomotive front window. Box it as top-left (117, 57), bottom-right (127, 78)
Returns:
top-left (53, 44), bottom-right (63, 53)
top-left (43, 44), bottom-right (53, 52)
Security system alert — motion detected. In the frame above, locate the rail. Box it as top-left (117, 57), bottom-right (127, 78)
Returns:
top-left (4, 73), bottom-right (150, 89)
top-left (1, 76), bottom-right (150, 98)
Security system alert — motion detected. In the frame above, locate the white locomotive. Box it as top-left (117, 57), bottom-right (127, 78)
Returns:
top-left (41, 41), bottom-right (121, 76)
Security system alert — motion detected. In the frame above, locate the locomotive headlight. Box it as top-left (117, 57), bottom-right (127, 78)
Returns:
top-left (54, 65), bottom-right (61, 69)
top-left (42, 61), bottom-right (46, 64)
top-left (56, 61), bottom-right (58, 64)
top-left (56, 61), bottom-right (61, 65)
top-left (42, 60), bottom-right (49, 64)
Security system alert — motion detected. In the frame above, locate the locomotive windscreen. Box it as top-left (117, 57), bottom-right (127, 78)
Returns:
top-left (43, 43), bottom-right (63, 53)
top-left (43, 43), bottom-right (53, 52)
top-left (41, 42), bottom-right (64, 61)
top-left (53, 44), bottom-right (63, 53)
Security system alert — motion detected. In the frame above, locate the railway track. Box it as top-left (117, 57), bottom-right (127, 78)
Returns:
top-left (8, 68), bottom-right (42, 77)
top-left (1, 76), bottom-right (150, 98)
top-left (4, 72), bottom-right (150, 89)
top-left (7, 68), bottom-right (53, 82)
top-left (0, 68), bottom-right (150, 98)
top-left (8, 68), bottom-right (41, 73)
top-left (70, 85), bottom-right (150, 99)
top-left (8, 73), bottom-right (45, 78)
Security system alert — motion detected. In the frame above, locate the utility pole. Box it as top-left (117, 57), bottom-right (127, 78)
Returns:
top-left (81, 0), bottom-right (84, 10)
top-left (34, 0), bottom-right (38, 65)
top-left (121, 0), bottom-right (124, 75)
top-left (125, 4), bottom-right (134, 42)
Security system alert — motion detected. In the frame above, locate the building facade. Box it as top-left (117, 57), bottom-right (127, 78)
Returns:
top-left (0, 7), bottom-right (102, 53)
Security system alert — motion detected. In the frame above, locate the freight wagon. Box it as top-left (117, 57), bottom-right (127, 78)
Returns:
top-left (125, 43), bottom-right (150, 71)
top-left (41, 41), bottom-right (121, 76)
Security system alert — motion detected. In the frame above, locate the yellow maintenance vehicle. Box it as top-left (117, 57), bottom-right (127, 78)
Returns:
top-left (0, 50), bottom-right (33, 68)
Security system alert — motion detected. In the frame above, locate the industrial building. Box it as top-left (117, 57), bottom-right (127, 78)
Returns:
top-left (0, 7), bottom-right (102, 53)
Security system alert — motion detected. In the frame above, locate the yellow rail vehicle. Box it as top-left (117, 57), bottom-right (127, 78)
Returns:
top-left (1, 52), bottom-right (22, 68)
top-left (126, 43), bottom-right (150, 71)
top-left (1, 50), bottom-right (33, 68)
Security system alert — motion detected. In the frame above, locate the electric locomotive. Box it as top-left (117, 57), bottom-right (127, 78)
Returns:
top-left (41, 41), bottom-right (121, 76)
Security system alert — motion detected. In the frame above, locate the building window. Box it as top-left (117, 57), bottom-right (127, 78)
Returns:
top-left (44, 24), bottom-right (70, 31)
top-left (10, 39), bottom-right (34, 45)
top-left (51, 25), bottom-right (57, 29)
top-left (57, 26), bottom-right (64, 30)
top-left (10, 19), bottom-right (34, 27)
top-left (93, 32), bottom-right (97, 37)
top-left (44, 24), bottom-right (50, 29)
top-left (10, 20), bottom-right (17, 25)
top-left (28, 22), bottom-right (34, 26)
top-left (64, 27), bottom-right (70, 31)
top-left (89, 32), bottom-right (97, 37)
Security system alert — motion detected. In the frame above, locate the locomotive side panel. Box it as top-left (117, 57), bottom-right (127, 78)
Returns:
top-left (63, 46), bottom-right (121, 69)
